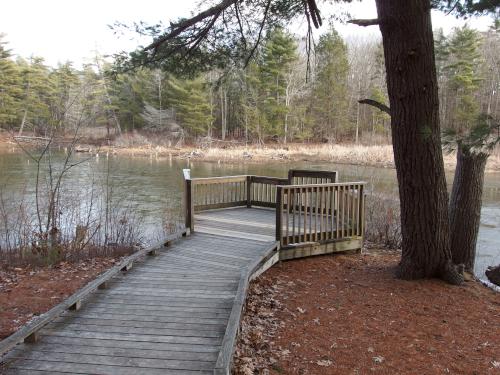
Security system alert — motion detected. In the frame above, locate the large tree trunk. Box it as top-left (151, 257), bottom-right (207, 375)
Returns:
top-left (449, 146), bottom-right (488, 272)
top-left (375, 0), bottom-right (460, 282)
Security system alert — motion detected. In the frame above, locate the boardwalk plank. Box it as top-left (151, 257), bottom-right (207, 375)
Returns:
top-left (9, 343), bottom-right (218, 361)
top-left (2, 208), bottom-right (279, 375)
top-left (6, 359), bottom-right (212, 375)
top-left (7, 350), bottom-right (215, 371)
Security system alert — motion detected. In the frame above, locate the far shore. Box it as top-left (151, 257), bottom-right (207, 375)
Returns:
top-left (1, 132), bottom-right (500, 172)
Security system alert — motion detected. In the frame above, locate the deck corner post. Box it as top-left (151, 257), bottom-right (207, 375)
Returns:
top-left (246, 176), bottom-right (252, 208)
top-left (360, 185), bottom-right (366, 238)
top-left (183, 169), bottom-right (194, 232)
top-left (276, 186), bottom-right (283, 244)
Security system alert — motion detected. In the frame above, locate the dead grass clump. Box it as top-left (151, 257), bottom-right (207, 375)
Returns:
top-left (364, 192), bottom-right (402, 249)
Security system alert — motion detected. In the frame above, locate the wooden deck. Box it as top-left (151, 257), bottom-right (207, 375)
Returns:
top-left (1, 212), bottom-right (279, 374)
top-left (1, 169), bottom-right (366, 374)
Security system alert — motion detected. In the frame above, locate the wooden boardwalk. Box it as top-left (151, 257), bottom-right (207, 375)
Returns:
top-left (1, 169), bottom-right (366, 375)
top-left (1, 209), bottom-right (279, 375)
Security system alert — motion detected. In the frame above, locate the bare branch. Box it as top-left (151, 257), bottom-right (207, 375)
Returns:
top-left (348, 18), bottom-right (380, 27)
top-left (359, 98), bottom-right (391, 115)
top-left (144, 0), bottom-right (237, 52)
top-left (244, 0), bottom-right (272, 67)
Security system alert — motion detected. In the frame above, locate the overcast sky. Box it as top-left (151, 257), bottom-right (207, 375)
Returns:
top-left (0, 0), bottom-right (494, 67)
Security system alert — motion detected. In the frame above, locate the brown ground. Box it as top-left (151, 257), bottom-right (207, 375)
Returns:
top-left (234, 252), bottom-right (500, 375)
top-left (0, 258), bottom-right (120, 340)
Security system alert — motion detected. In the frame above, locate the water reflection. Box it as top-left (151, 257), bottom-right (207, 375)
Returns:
top-left (0, 151), bottom-right (498, 279)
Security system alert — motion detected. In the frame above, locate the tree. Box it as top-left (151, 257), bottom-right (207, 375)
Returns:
top-left (166, 75), bottom-right (213, 136)
top-left (441, 25), bottom-right (494, 273)
top-left (17, 56), bottom-right (54, 135)
top-left (0, 34), bottom-right (22, 128)
top-left (49, 62), bottom-right (79, 133)
top-left (445, 114), bottom-right (499, 272)
top-left (311, 26), bottom-right (349, 142)
top-left (259, 27), bottom-right (298, 140)
top-left (121, 0), bottom-right (499, 283)
top-left (445, 26), bottom-right (483, 132)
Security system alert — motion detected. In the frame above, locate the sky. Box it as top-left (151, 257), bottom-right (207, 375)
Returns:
top-left (0, 0), bottom-right (495, 68)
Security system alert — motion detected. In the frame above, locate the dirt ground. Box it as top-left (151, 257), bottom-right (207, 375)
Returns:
top-left (234, 252), bottom-right (500, 375)
top-left (0, 258), bottom-right (119, 340)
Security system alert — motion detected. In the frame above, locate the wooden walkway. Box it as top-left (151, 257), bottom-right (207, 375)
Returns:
top-left (1, 209), bottom-right (279, 375)
top-left (1, 169), bottom-right (366, 375)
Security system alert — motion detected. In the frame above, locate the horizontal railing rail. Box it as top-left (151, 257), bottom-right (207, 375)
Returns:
top-left (288, 169), bottom-right (338, 185)
top-left (276, 182), bottom-right (366, 248)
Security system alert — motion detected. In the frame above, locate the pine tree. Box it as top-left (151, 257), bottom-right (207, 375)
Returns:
top-left (311, 27), bottom-right (349, 142)
top-left (49, 62), bottom-right (79, 133)
top-left (259, 27), bottom-right (298, 139)
top-left (0, 35), bottom-right (22, 128)
top-left (17, 56), bottom-right (54, 134)
top-left (445, 25), bottom-right (484, 132)
top-left (166, 75), bottom-right (213, 136)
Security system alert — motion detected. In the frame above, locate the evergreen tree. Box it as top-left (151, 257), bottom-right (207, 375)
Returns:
top-left (17, 56), bottom-right (54, 134)
top-left (259, 27), bottom-right (298, 139)
top-left (49, 62), bottom-right (79, 133)
top-left (0, 34), bottom-right (22, 128)
top-left (166, 75), bottom-right (213, 136)
top-left (311, 27), bottom-right (349, 141)
top-left (445, 25), bottom-right (484, 132)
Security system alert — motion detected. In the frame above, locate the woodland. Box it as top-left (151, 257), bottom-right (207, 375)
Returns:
top-left (0, 22), bottom-right (497, 145)
top-left (0, 0), bottom-right (499, 285)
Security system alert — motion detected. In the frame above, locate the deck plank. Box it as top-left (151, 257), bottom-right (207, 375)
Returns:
top-left (1, 208), bottom-right (279, 375)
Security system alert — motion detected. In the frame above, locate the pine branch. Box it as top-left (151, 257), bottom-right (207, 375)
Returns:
top-left (358, 99), bottom-right (391, 115)
top-left (144, 0), bottom-right (238, 52)
top-left (348, 18), bottom-right (380, 27)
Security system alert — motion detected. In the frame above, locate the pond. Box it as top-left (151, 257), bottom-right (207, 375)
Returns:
top-left (1, 150), bottom-right (499, 280)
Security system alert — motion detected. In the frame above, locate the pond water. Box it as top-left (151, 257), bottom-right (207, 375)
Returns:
top-left (1, 150), bottom-right (499, 280)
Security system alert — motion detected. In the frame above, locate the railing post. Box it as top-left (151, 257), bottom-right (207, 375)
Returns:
top-left (183, 169), bottom-right (194, 233)
top-left (359, 184), bottom-right (365, 238)
top-left (246, 176), bottom-right (252, 208)
top-left (276, 186), bottom-right (283, 244)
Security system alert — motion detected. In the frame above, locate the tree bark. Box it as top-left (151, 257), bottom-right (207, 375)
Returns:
top-left (375, 0), bottom-right (460, 282)
top-left (449, 146), bottom-right (488, 272)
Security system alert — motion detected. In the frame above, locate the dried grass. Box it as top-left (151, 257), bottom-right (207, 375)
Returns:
top-left (101, 135), bottom-right (500, 171)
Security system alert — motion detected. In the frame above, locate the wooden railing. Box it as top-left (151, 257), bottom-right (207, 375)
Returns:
top-left (183, 169), bottom-right (291, 232)
top-left (192, 175), bottom-right (248, 212)
top-left (288, 169), bottom-right (337, 185)
top-left (182, 169), bottom-right (363, 243)
top-left (276, 182), bottom-right (366, 247)
top-left (248, 176), bottom-right (289, 208)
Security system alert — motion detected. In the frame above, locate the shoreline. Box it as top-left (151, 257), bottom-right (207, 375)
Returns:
top-left (1, 133), bottom-right (500, 172)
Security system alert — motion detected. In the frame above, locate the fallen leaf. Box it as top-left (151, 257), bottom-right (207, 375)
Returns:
top-left (316, 359), bottom-right (333, 367)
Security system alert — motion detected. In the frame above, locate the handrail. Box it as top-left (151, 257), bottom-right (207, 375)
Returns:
top-left (276, 182), bottom-right (366, 248)
top-left (283, 181), bottom-right (367, 189)
top-left (248, 175), bottom-right (289, 208)
top-left (288, 169), bottom-right (338, 184)
top-left (183, 169), bottom-right (350, 239)
top-left (191, 175), bottom-right (248, 184)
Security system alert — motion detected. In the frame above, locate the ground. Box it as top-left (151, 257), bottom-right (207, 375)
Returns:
top-left (233, 252), bottom-right (500, 375)
top-left (0, 258), bottom-right (120, 340)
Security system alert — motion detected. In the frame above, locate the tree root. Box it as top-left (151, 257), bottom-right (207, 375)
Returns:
top-left (441, 261), bottom-right (465, 285)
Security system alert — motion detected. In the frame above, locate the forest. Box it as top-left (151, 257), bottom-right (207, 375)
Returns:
top-left (0, 20), bottom-right (498, 145)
